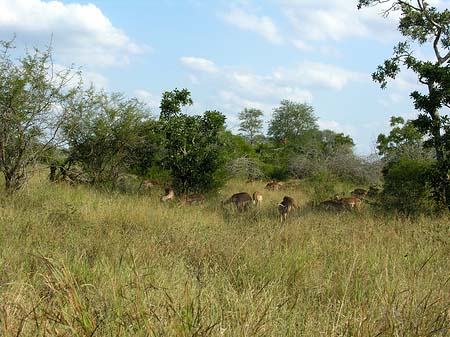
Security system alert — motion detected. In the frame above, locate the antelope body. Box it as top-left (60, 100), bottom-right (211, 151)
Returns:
top-left (184, 193), bottom-right (205, 205)
top-left (319, 199), bottom-right (344, 212)
top-left (351, 188), bottom-right (368, 199)
top-left (278, 196), bottom-right (297, 223)
top-left (265, 181), bottom-right (282, 191)
top-left (252, 191), bottom-right (263, 206)
top-left (160, 187), bottom-right (174, 203)
top-left (141, 179), bottom-right (161, 190)
top-left (339, 197), bottom-right (362, 210)
top-left (223, 192), bottom-right (253, 212)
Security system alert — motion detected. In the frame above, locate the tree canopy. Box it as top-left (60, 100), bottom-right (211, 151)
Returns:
top-left (268, 100), bottom-right (318, 143)
top-left (238, 108), bottom-right (264, 145)
top-left (358, 0), bottom-right (450, 209)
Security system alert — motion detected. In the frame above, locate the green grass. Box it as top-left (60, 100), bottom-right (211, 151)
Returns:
top-left (0, 175), bottom-right (449, 336)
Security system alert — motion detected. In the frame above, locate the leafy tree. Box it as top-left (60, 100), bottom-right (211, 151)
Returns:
top-left (238, 108), bottom-right (264, 145)
top-left (0, 39), bottom-right (78, 191)
top-left (358, 0), bottom-right (450, 208)
top-left (268, 100), bottom-right (318, 143)
top-left (160, 88), bottom-right (193, 120)
top-left (377, 116), bottom-right (432, 161)
top-left (159, 89), bottom-right (227, 194)
top-left (319, 129), bottom-right (355, 156)
top-left (62, 87), bottom-right (150, 185)
top-left (128, 119), bottom-right (165, 178)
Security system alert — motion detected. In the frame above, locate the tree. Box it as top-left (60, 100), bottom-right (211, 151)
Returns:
top-left (159, 88), bottom-right (193, 120)
top-left (319, 129), bottom-right (355, 156)
top-left (159, 89), bottom-right (227, 194)
top-left (62, 87), bottom-right (150, 185)
top-left (0, 39), bottom-right (78, 191)
top-left (376, 116), bottom-right (432, 161)
top-left (238, 108), bottom-right (264, 145)
top-left (358, 0), bottom-right (450, 209)
top-left (268, 100), bottom-right (318, 143)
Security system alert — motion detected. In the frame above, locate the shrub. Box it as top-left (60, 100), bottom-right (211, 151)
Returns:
top-left (381, 158), bottom-right (435, 215)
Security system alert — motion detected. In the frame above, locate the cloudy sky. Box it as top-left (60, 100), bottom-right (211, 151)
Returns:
top-left (0, 0), bottom-right (448, 154)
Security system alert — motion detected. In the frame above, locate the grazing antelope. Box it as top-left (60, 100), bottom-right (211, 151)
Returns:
top-left (140, 179), bottom-right (161, 190)
top-left (252, 191), bottom-right (263, 206)
top-left (160, 187), bottom-right (174, 203)
top-left (339, 197), bottom-right (362, 210)
top-left (319, 199), bottom-right (344, 212)
top-left (223, 192), bottom-right (253, 212)
top-left (351, 188), bottom-right (368, 199)
top-left (278, 196), bottom-right (297, 223)
top-left (265, 181), bottom-right (282, 191)
top-left (184, 193), bottom-right (205, 205)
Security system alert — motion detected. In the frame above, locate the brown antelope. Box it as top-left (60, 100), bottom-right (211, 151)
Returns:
top-left (160, 187), bottom-right (175, 203)
top-left (278, 196), bottom-right (297, 223)
top-left (140, 179), bottom-right (161, 190)
top-left (265, 181), bottom-right (282, 191)
top-left (252, 191), bottom-right (263, 206)
top-left (184, 193), bottom-right (205, 205)
top-left (351, 188), bottom-right (368, 199)
top-left (319, 199), bottom-right (344, 212)
top-left (223, 192), bottom-right (253, 212)
top-left (338, 197), bottom-right (362, 210)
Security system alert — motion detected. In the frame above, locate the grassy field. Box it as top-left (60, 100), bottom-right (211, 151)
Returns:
top-left (0, 172), bottom-right (449, 336)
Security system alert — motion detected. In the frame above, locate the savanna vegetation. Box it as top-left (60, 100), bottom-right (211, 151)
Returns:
top-left (0, 1), bottom-right (449, 336)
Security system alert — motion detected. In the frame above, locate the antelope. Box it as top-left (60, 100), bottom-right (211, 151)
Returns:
top-left (184, 193), bottom-right (205, 205)
top-left (351, 188), bottom-right (368, 199)
top-left (278, 196), bottom-right (297, 223)
top-left (319, 199), bottom-right (344, 212)
top-left (160, 187), bottom-right (174, 203)
top-left (338, 197), bottom-right (362, 210)
top-left (223, 192), bottom-right (253, 212)
top-left (265, 181), bottom-right (282, 191)
top-left (140, 179), bottom-right (161, 190)
top-left (252, 191), bottom-right (263, 206)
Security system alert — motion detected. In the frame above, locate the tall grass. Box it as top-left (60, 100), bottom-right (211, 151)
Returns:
top-left (0, 176), bottom-right (449, 336)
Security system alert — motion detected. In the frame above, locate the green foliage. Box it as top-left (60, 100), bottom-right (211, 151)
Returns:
top-left (358, 0), bottom-right (450, 209)
top-left (268, 100), bottom-right (318, 143)
top-left (159, 88), bottom-right (193, 120)
top-left (382, 158), bottom-right (435, 215)
top-left (0, 38), bottom-right (77, 191)
top-left (62, 88), bottom-right (151, 185)
top-left (128, 119), bottom-right (165, 178)
top-left (238, 108), bottom-right (264, 145)
top-left (377, 116), bottom-right (431, 160)
top-left (319, 130), bottom-right (355, 155)
top-left (160, 89), bottom-right (227, 194)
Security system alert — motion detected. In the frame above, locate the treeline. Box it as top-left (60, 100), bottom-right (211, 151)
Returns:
top-left (0, 39), bottom-right (376, 194)
top-left (0, 37), bottom-right (449, 214)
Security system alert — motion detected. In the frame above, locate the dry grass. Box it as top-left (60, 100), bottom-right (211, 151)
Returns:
top-left (0, 175), bottom-right (449, 336)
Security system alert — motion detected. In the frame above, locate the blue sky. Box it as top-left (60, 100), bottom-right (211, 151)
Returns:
top-left (0, 0), bottom-right (448, 154)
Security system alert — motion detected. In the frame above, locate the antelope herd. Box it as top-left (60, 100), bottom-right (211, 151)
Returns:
top-left (152, 177), bottom-right (372, 224)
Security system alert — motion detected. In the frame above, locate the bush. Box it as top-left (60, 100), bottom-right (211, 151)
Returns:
top-left (381, 158), bottom-right (435, 215)
top-left (225, 157), bottom-right (264, 181)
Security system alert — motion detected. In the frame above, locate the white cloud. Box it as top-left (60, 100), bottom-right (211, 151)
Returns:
top-left (222, 7), bottom-right (283, 44)
top-left (81, 70), bottom-right (109, 89)
top-left (318, 119), bottom-right (355, 136)
top-left (219, 90), bottom-right (273, 112)
top-left (292, 39), bottom-right (313, 51)
top-left (0, 0), bottom-right (147, 67)
top-left (187, 74), bottom-right (200, 85)
top-left (274, 62), bottom-right (366, 90)
top-left (135, 89), bottom-right (160, 112)
top-left (227, 70), bottom-right (313, 102)
top-left (280, 0), bottom-right (399, 42)
top-left (180, 56), bottom-right (219, 73)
